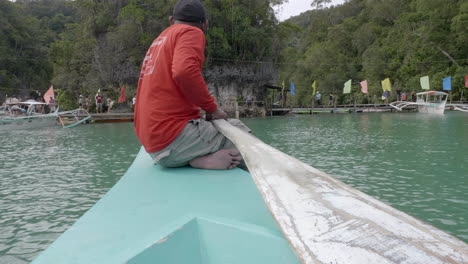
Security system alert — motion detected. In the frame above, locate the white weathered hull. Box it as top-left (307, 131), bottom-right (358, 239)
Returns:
top-left (418, 103), bottom-right (446, 114)
top-left (0, 115), bottom-right (58, 131)
top-left (214, 119), bottom-right (468, 264)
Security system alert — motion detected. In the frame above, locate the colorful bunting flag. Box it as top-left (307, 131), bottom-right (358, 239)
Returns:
top-left (312, 81), bottom-right (317, 95)
top-left (360, 80), bottom-right (368, 94)
top-left (443, 77), bottom-right (452, 91)
top-left (420, 76), bottom-right (430, 90)
top-left (343, 79), bottom-right (352, 94)
top-left (290, 81), bottom-right (296, 95)
top-left (43, 85), bottom-right (55, 104)
top-left (118, 85), bottom-right (126, 103)
top-left (381, 78), bottom-right (391, 91)
top-left (465, 75), bottom-right (468, 88)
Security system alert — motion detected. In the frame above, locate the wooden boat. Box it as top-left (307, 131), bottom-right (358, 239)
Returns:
top-left (32, 120), bottom-right (468, 264)
top-left (390, 91), bottom-right (448, 114)
top-left (0, 101), bottom-right (92, 131)
top-left (31, 147), bottom-right (301, 264)
top-left (0, 101), bottom-right (58, 131)
top-left (213, 120), bottom-right (468, 263)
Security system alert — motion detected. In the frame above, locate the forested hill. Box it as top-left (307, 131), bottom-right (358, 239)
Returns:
top-left (278, 0), bottom-right (468, 105)
top-left (0, 0), bottom-right (283, 108)
top-left (1, 0), bottom-right (467, 108)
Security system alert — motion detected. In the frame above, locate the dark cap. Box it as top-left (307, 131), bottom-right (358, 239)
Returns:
top-left (173, 0), bottom-right (206, 23)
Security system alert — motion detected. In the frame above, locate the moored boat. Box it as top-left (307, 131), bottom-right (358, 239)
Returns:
top-left (0, 101), bottom-right (93, 131)
top-left (0, 101), bottom-right (58, 132)
top-left (390, 91), bottom-right (448, 114)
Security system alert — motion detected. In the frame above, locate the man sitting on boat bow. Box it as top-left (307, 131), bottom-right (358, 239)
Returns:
top-left (134, 0), bottom-right (246, 170)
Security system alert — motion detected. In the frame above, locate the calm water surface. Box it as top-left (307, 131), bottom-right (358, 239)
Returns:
top-left (0, 113), bottom-right (467, 262)
top-left (0, 123), bottom-right (140, 263)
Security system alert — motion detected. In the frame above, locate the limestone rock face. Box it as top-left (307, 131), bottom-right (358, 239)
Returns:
top-left (204, 63), bottom-right (276, 116)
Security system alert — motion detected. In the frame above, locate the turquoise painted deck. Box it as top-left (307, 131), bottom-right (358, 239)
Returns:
top-left (32, 148), bottom-right (300, 264)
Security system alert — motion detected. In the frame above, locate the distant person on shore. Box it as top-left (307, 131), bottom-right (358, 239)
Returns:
top-left (132, 96), bottom-right (136, 111)
top-left (401, 92), bottom-right (407, 101)
top-left (95, 92), bottom-right (103, 113)
top-left (134, 0), bottom-right (246, 170)
top-left (245, 95), bottom-right (252, 108)
top-left (316, 91), bottom-right (322, 106)
top-left (382, 90), bottom-right (390, 104)
top-left (106, 98), bottom-right (114, 113)
top-left (328, 93), bottom-right (334, 106)
top-left (49, 96), bottom-right (56, 112)
top-left (277, 93), bottom-right (283, 106)
top-left (85, 96), bottom-right (90, 112)
top-left (78, 95), bottom-right (84, 109)
top-left (396, 89), bottom-right (402, 101)
top-left (411, 91), bottom-right (417, 102)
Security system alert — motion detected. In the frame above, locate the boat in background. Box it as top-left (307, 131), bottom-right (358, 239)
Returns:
top-left (390, 91), bottom-right (448, 114)
top-left (0, 101), bottom-right (92, 131)
top-left (0, 101), bottom-right (58, 131)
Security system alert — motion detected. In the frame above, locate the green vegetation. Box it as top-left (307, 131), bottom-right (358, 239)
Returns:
top-left (0, 0), bottom-right (284, 108)
top-left (278, 0), bottom-right (468, 106)
top-left (0, 0), bottom-right (466, 108)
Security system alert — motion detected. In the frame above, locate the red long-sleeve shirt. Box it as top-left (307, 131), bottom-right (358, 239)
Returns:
top-left (134, 24), bottom-right (217, 153)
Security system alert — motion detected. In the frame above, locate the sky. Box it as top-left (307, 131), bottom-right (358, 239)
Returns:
top-left (274, 0), bottom-right (346, 21)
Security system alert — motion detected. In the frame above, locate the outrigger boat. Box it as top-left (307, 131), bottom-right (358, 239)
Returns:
top-left (0, 101), bottom-right (59, 131)
top-left (57, 108), bottom-right (92, 128)
top-left (390, 91), bottom-right (448, 114)
top-left (32, 121), bottom-right (468, 263)
top-left (450, 104), bottom-right (468, 112)
top-left (0, 101), bottom-right (92, 131)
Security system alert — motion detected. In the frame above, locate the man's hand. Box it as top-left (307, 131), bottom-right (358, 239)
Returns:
top-left (206, 108), bottom-right (228, 121)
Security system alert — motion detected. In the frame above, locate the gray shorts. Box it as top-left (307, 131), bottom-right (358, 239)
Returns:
top-left (149, 119), bottom-right (250, 168)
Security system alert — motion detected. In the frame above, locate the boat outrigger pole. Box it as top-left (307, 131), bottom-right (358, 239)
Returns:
top-left (57, 109), bottom-right (92, 128)
top-left (213, 119), bottom-right (468, 264)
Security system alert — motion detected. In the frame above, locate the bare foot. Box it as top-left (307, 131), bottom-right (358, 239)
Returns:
top-left (189, 149), bottom-right (242, 170)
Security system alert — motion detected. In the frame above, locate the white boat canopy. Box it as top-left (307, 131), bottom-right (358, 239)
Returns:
top-left (390, 91), bottom-right (448, 114)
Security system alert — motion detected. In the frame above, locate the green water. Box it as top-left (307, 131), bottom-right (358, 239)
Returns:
top-left (0, 113), bottom-right (467, 262)
top-left (0, 123), bottom-right (141, 263)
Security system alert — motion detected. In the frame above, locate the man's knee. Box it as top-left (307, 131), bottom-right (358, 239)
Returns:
top-left (157, 157), bottom-right (189, 168)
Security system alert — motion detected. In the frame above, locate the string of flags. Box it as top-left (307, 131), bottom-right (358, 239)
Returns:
top-left (360, 80), bottom-right (368, 94)
top-left (282, 75), bottom-right (468, 96)
top-left (290, 81), bottom-right (295, 95)
top-left (443, 77), bottom-right (452, 91)
top-left (343, 80), bottom-right (352, 94)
